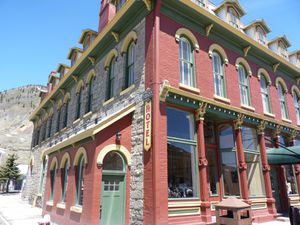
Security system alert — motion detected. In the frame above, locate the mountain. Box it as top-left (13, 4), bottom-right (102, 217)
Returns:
top-left (0, 85), bottom-right (42, 166)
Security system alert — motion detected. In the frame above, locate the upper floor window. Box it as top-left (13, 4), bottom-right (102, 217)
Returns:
top-left (228, 8), bottom-right (239, 29)
top-left (76, 155), bottom-right (85, 206)
top-left (293, 91), bottom-right (300, 124)
top-left (212, 51), bottom-right (226, 97)
top-left (116, 0), bottom-right (125, 11)
top-left (125, 42), bottom-right (135, 88)
top-left (260, 75), bottom-right (272, 113)
top-left (83, 35), bottom-right (90, 51)
top-left (71, 52), bottom-right (77, 67)
top-left (277, 83), bottom-right (289, 119)
top-left (61, 158), bottom-right (69, 203)
top-left (238, 64), bottom-right (251, 106)
top-left (56, 108), bottom-right (61, 133)
top-left (86, 79), bottom-right (93, 114)
top-left (107, 57), bottom-right (116, 100)
top-left (63, 101), bottom-right (69, 128)
top-left (47, 115), bottom-right (53, 138)
top-left (179, 37), bottom-right (195, 87)
top-left (257, 27), bottom-right (266, 45)
top-left (192, 0), bottom-right (205, 7)
top-left (278, 41), bottom-right (288, 59)
top-left (76, 89), bottom-right (82, 120)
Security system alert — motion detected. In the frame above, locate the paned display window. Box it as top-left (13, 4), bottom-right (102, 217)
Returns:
top-left (167, 107), bottom-right (198, 199)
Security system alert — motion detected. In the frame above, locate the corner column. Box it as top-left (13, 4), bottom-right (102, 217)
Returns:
top-left (257, 121), bottom-right (277, 215)
top-left (234, 115), bottom-right (249, 202)
top-left (195, 104), bottom-right (211, 222)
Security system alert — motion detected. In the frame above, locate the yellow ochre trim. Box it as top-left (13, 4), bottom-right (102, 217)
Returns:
top-left (104, 49), bottom-right (118, 71)
top-left (275, 77), bottom-right (288, 93)
top-left (121, 31), bottom-right (138, 54)
top-left (50, 157), bottom-right (58, 170)
top-left (208, 43), bottom-right (229, 65)
top-left (73, 147), bottom-right (88, 166)
top-left (257, 68), bottom-right (272, 85)
top-left (175, 28), bottom-right (200, 51)
top-left (86, 69), bottom-right (96, 84)
top-left (291, 85), bottom-right (300, 97)
top-left (235, 57), bottom-right (252, 76)
top-left (76, 80), bottom-right (84, 94)
top-left (60, 152), bottom-right (71, 169)
top-left (97, 144), bottom-right (131, 166)
top-left (63, 92), bottom-right (71, 104)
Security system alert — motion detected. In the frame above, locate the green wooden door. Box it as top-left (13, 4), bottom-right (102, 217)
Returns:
top-left (100, 175), bottom-right (125, 225)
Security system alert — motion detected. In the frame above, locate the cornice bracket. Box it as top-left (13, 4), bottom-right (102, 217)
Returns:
top-left (88, 56), bottom-right (96, 66)
top-left (196, 103), bottom-right (207, 121)
top-left (243, 46), bottom-right (251, 57)
top-left (71, 75), bottom-right (78, 83)
top-left (143, 0), bottom-right (152, 11)
top-left (111, 31), bottom-right (120, 42)
top-left (273, 62), bottom-right (280, 72)
top-left (58, 89), bottom-right (65, 96)
top-left (205, 24), bottom-right (214, 37)
top-left (159, 80), bottom-right (171, 102)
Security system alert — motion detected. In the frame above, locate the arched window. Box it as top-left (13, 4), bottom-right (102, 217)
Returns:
top-left (278, 41), bottom-right (288, 59)
top-left (228, 8), bottom-right (239, 28)
top-left (179, 36), bottom-right (195, 87)
top-left (47, 115), bottom-right (53, 138)
top-left (103, 152), bottom-right (124, 171)
top-left (56, 109), bottom-right (61, 132)
top-left (212, 51), bottom-right (226, 97)
top-left (83, 35), bottom-right (90, 51)
top-left (125, 42), bottom-right (135, 88)
top-left (257, 27), bottom-right (265, 45)
top-left (61, 158), bottom-right (69, 203)
top-left (71, 52), bottom-right (77, 67)
top-left (76, 89), bottom-right (82, 120)
top-left (107, 57), bottom-right (116, 100)
top-left (278, 83), bottom-right (289, 119)
top-left (63, 101), bottom-right (69, 128)
top-left (86, 79), bottom-right (93, 113)
top-left (238, 64), bottom-right (251, 106)
top-left (76, 155), bottom-right (85, 206)
top-left (50, 160), bottom-right (57, 201)
top-left (293, 91), bottom-right (300, 124)
top-left (260, 75), bottom-right (272, 113)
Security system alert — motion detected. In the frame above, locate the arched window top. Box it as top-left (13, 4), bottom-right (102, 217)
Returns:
top-left (121, 31), bottom-right (137, 54)
top-left (60, 152), bottom-right (71, 169)
top-left (50, 157), bottom-right (58, 170)
top-left (208, 44), bottom-right (228, 65)
top-left (73, 147), bottom-right (88, 166)
top-left (103, 151), bottom-right (125, 171)
top-left (235, 57), bottom-right (252, 76)
top-left (86, 69), bottom-right (96, 84)
top-left (175, 28), bottom-right (199, 51)
top-left (257, 68), bottom-right (271, 85)
top-left (47, 108), bottom-right (54, 117)
top-left (292, 85), bottom-right (300, 98)
top-left (97, 144), bottom-right (131, 166)
top-left (63, 92), bottom-right (71, 104)
top-left (76, 80), bottom-right (84, 95)
top-left (57, 99), bottom-right (63, 110)
top-left (42, 112), bottom-right (49, 122)
top-left (29, 155), bottom-right (35, 167)
top-left (275, 77), bottom-right (288, 93)
top-left (104, 49), bottom-right (118, 70)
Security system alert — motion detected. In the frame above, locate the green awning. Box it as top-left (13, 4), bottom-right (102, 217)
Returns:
top-left (267, 146), bottom-right (300, 165)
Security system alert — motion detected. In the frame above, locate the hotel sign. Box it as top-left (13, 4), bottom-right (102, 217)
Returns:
top-left (144, 101), bottom-right (152, 151)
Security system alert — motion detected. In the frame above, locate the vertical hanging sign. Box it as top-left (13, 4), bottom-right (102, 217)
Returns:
top-left (144, 101), bottom-right (152, 151)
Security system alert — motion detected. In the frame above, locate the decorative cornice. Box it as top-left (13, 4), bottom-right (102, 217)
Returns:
top-left (273, 125), bottom-right (282, 137)
top-left (243, 46), bottom-right (251, 57)
top-left (71, 75), bottom-right (78, 83)
top-left (205, 24), bottom-right (214, 37)
top-left (195, 103), bottom-right (207, 121)
top-left (88, 56), bottom-right (96, 66)
top-left (273, 62), bottom-right (280, 73)
top-left (111, 31), bottom-right (120, 42)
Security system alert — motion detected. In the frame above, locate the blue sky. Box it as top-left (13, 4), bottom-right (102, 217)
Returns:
top-left (0, 0), bottom-right (299, 92)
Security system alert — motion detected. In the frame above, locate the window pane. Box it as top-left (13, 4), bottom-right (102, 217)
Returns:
top-left (241, 127), bottom-right (258, 151)
top-left (219, 125), bottom-right (234, 149)
top-left (221, 151), bottom-right (240, 196)
top-left (245, 153), bottom-right (265, 197)
top-left (179, 37), bottom-right (194, 87)
top-left (207, 149), bottom-right (218, 195)
top-left (167, 108), bottom-right (195, 140)
top-left (284, 165), bottom-right (298, 195)
top-left (103, 152), bottom-right (124, 171)
top-left (168, 142), bottom-right (197, 198)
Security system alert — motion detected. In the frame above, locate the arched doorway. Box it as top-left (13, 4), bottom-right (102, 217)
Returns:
top-left (100, 151), bottom-right (127, 225)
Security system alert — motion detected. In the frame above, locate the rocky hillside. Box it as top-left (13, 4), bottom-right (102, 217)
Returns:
top-left (0, 85), bottom-right (42, 165)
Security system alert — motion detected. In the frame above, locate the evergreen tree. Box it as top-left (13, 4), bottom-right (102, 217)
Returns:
top-left (0, 154), bottom-right (21, 193)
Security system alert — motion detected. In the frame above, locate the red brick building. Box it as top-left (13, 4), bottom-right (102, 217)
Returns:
top-left (23, 0), bottom-right (300, 224)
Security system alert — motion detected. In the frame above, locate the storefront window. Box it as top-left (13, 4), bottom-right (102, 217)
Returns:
top-left (284, 165), bottom-right (298, 195)
top-left (167, 107), bottom-right (198, 199)
top-left (219, 125), bottom-right (240, 196)
top-left (204, 121), bottom-right (215, 144)
top-left (206, 149), bottom-right (218, 196)
top-left (242, 126), bottom-right (265, 197)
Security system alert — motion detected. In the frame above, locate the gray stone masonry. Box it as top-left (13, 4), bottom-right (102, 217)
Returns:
top-left (22, 19), bottom-right (146, 224)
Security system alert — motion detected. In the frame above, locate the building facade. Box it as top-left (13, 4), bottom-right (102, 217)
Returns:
top-left (23, 0), bottom-right (300, 224)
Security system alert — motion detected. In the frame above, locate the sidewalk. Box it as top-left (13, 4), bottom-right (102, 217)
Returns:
top-left (0, 192), bottom-right (42, 225)
top-left (0, 192), bottom-right (291, 225)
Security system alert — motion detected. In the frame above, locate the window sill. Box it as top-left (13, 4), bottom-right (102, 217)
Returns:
top-left (56, 203), bottom-right (66, 209)
top-left (264, 112), bottom-right (275, 118)
top-left (73, 118), bottom-right (81, 125)
top-left (168, 200), bottom-right (201, 208)
top-left (241, 104), bottom-right (255, 112)
top-left (103, 97), bottom-right (115, 106)
top-left (83, 111), bottom-right (92, 119)
top-left (213, 95), bottom-right (231, 104)
top-left (179, 83), bottom-right (200, 94)
top-left (60, 127), bottom-right (67, 133)
top-left (70, 205), bottom-right (82, 214)
top-left (120, 84), bottom-right (135, 96)
top-left (46, 201), bottom-right (54, 207)
top-left (54, 132), bottom-right (60, 137)
top-left (282, 118), bottom-right (292, 123)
